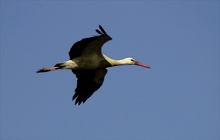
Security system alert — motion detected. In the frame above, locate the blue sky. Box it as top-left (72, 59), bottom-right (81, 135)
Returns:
top-left (0, 1), bottom-right (219, 140)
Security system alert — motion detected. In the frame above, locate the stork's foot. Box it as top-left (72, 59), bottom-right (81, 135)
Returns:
top-left (37, 67), bottom-right (59, 73)
top-left (37, 68), bottom-right (50, 73)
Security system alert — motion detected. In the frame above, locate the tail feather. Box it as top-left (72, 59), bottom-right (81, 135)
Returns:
top-left (54, 63), bottom-right (65, 68)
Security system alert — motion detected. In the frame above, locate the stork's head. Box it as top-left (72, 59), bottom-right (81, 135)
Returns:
top-left (122, 57), bottom-right (151, 69)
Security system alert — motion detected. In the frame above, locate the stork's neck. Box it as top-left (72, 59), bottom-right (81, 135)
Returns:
top-left (113, 59), bottom-right (128, 66)
top-left (103, 54), bottom-right (128, 66)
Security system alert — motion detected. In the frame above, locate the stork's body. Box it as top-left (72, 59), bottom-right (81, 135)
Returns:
top-left (37, 25), bottom-right (150, 105)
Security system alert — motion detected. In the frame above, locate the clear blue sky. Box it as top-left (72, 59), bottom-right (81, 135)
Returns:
top-left (1, 1), bottom-right (219, 140)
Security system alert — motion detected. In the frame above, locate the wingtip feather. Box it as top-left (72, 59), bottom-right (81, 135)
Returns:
top-left (99, 25), bottom-right (108, 35)
top-left (96, 29), bottom-right (102, 35)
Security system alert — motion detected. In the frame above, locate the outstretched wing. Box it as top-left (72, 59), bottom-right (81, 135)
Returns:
top-left (69, 25), bottom-right (112, 59)
top-left (72, 69), bottom-right (108, 105)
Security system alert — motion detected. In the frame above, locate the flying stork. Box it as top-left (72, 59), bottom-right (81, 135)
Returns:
top-left (37, 25), bottom-right (151, 105)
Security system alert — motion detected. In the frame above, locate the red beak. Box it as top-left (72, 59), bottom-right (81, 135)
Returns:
top-left (134, 61), bottom-right (151, 69)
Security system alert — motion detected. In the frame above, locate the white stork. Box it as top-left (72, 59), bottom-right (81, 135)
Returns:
top-left (37, 25), bottom-right (151, 105)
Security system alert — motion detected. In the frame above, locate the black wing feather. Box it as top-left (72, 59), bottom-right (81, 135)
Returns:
top-left (99, 25), bottom-right (108, 35)
top-left (69, 36), bottom-right (101, 59)
top-left (96, 29), bottom-right (103, 35)
top-left (72, 69), bottom-right (108, 105)
top-left (69, 25), bottom-right (112, 59)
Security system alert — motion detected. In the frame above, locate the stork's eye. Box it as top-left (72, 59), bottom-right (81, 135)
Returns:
top-left (131, 59), bottom-right (135, 61)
